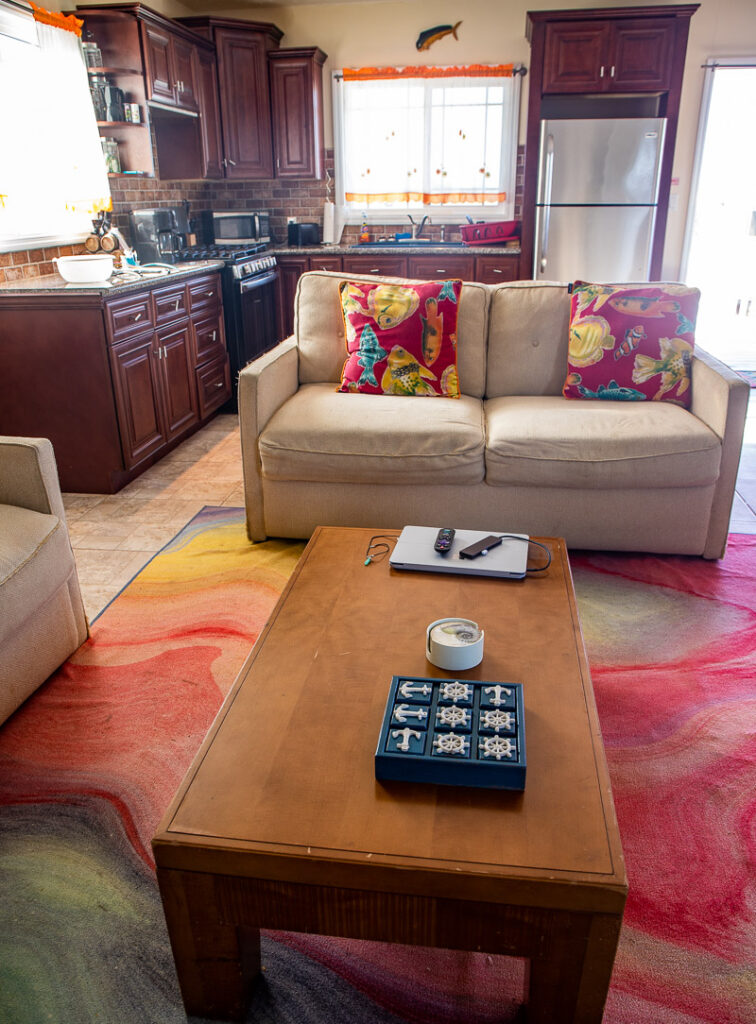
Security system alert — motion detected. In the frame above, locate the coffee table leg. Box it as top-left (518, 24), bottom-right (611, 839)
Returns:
top-left (525, 912), bottom-right (622, 1023)
top-left (156, 867), bottom-right (261, 1021)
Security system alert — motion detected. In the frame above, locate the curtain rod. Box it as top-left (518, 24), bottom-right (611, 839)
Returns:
top-left (701, 62), bottom-right (756, 70)
top-left (333, 64), bottom-right (527, 82)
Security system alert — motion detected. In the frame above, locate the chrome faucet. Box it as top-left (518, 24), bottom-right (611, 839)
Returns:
top-left (408, 214), bottom-right (431, 239)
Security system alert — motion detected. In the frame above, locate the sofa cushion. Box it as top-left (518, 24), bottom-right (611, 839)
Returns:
top-left (0, 504), bottom-right (73, 643)
top-left (259, 383), bottom-right (485, 484)
top-left (338, 279), bottom-right (461, 397)
top-left (295, 271), bottom-right (490, 399)
top-left (563, 282), bottom-right (700, 407)
top-left (486, 282), bottom-right (572, 398)
top-left (484, 396), bottom-right (722, 489)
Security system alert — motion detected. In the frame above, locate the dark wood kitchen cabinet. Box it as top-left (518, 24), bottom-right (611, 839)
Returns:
top-left (195, 47), bottom-right (224, 179)
top-left (0, 271), bottom-right (230, 493)
top-left (179, 17), bottom-right (283, 180)
top-left (142, 22), bottom-right (199, 111)
top-left (541, 17), bottom-right (676, 94)
top-left (269, 48), bottom-right (327, 179)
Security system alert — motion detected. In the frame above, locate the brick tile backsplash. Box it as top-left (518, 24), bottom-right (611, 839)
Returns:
top-left (4, 145), bottom-right (524, 279)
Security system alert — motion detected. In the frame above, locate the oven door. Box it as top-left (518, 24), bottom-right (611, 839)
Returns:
top-left (236, 269), bottom-right (279, 371)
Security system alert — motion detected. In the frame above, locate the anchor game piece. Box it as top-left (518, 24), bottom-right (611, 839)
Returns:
top-left (392, 703), bottom-right (429, 725)
top-left (390, 728), bottom-right (423, 753)
top-left (482, 684), bottom-right (514, 708)
top-left (397, 681), bottom-right (432, 703)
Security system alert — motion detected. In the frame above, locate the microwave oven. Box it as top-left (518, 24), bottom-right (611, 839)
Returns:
top-left (202, 209), bottom-right (271, 245)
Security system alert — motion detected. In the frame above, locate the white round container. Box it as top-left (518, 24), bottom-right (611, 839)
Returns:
top-left (426, 618), bottom-right (484, 671)
top-left (53, 254), bottom-right (115, 283)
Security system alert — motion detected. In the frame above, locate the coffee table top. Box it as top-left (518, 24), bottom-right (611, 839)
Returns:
top-left (153, 527), bottom-right (627, 913)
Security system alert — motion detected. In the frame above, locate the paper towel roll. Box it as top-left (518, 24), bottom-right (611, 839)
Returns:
top-left (322, 200), bottom-right (336, 244)
top-left (426, 618), bottom-right (484, 671)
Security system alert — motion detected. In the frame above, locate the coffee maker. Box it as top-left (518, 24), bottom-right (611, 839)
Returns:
top-left (128, 205), bottom-right (191, 264)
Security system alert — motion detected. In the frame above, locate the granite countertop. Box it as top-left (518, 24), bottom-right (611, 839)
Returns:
top-left (0, 260), bottom-right (225, 296)
top-left (270, 244), bottom-right (521, 257)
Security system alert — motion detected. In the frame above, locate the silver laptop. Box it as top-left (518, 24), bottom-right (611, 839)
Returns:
top-left (389, 526), bottom-right (530, 579)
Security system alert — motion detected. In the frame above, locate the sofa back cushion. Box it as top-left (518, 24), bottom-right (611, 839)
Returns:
top-left (295, 271), bottom-right (490, 399)
top-left (486, 282), bottom-right (572, 397)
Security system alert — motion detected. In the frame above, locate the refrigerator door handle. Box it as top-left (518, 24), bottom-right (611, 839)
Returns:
top-left (539, 134), bottom-right (555, 275)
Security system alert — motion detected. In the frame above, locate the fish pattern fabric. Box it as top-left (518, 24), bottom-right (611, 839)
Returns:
top-left (338, 279), bottom-right (461, 397)
top-left (563, 282), bottom-right (700, 407)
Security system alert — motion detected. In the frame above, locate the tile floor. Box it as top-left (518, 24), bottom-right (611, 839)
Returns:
top-left (64, 396), bottom-right (756, 622)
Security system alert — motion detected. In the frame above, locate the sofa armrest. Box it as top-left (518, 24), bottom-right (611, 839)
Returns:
top-left (238, 338), bottom-right (300, 541)
top-left (0, 436), bottom-right (67, 522)
top-left (690, 349), bottom-right (749, 558)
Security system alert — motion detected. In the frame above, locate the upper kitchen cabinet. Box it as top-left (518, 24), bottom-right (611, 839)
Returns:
top-left (178, 17), bottom-right (283, 180)
top-left (269, 48), bottom-right (327, 179)
top-left (142, 21), bottom-right (199, 112)
top-left (540, 17), bottom-right (677, 94)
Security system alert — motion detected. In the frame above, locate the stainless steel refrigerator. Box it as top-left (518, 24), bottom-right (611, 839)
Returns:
top-left (534, 117), bottom-right (666, 282)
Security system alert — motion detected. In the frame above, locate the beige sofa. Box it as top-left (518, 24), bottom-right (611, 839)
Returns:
top-left (239, 272), bottom-right (749, 558)
top-left (0, 437), bottom-right (88, 724)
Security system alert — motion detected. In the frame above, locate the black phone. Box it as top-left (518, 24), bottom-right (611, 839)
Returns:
top-left (458, 535), bottom-right (503, 560)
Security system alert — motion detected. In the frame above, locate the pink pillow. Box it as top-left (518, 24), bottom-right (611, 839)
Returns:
top-left (338, 279), bottom-right (461, 397)
top-left (563, 282), bottom-right (700, 407)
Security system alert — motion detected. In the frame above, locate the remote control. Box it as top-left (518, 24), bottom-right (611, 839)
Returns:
top-left (434, 528), bottom-right (455, 554)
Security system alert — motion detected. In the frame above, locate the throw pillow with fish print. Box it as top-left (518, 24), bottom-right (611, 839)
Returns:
top-left (562, 282), bottom-right (700, 408)
top-left (338, 279), bottom-right (462, 397)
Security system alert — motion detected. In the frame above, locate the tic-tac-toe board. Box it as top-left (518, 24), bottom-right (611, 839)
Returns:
top-left (375, 675), bottom-right (526, 790)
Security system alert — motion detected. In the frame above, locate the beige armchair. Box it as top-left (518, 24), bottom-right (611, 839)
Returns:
top-left (0, 437), bottom-right (88, 725)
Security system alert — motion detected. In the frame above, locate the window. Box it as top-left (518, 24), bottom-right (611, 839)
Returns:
top-left (332, 64), bottom-right (522, 224)
top-left (0, 1), bottom-right (110, 253)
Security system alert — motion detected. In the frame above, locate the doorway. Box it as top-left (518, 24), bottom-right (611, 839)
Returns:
top-left (683, 61), bottom-right (756, 370)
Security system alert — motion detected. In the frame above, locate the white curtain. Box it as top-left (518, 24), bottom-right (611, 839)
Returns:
top-left (0, 8), bottom-right (110, 251)
top-left (334, 65), bottom-right (520, 217)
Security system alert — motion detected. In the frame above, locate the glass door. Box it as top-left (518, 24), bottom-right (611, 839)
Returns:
top-left (683, 61), bottom-right (756, 370)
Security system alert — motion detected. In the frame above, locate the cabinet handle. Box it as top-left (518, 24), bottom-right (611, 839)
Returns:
top-left (174, 299), bottom-right (180, 311)
top-left (609, 65), bottom-right (615, 78)
top-left (131, 311), bottom-right (142, 322)
top-left (210, 330), bottom-right (217, 341)
top-left (369, 268), bottom-right (380, 273)
top-left (435, 268), bottom-right (447, 274)
top-left (206, 291), bottom-right (214, 298)
top-left (599, 65), bottom-right (605, 78)
top-left (213, 382), bottom-right (224, 389)
top-left (492, 268), bottom-right (503, 274)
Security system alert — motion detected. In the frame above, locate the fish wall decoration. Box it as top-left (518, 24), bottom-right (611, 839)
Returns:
top-left (416, 21), bottom-right (462, 51)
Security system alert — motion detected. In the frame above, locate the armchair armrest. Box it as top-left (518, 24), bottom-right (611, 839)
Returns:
top-left (0, 436), bottom-right (67, 522)
top-left (690, 349), bottom-right (749, 558)
top-left (238, 338), bottom-right (300, 541)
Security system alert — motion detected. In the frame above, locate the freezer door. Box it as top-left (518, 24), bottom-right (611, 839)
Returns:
top-left (534, 205), bottom-right (657, 282)
top-left (538, 118), bottom-right (666, 206)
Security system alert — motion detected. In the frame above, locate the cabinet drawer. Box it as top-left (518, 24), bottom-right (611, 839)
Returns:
top-left (474, 255), bottom-right (521, 284)
top-left (193, 310), bottom-right (226, 366)
top-left (188, 274), bottom-right (222, 313)
top-left (153, 283), bottom-right (188, 325)
top-left (196, 353), bottom-right (231, 418)
top-left (343, 256), bottom-right (408, 277)
top-left (407, 255), bottom-right (473, 281)
top-left (310, 255), bottom-right (343, 272)
top-left (106, 292), bottom-right (154, 342)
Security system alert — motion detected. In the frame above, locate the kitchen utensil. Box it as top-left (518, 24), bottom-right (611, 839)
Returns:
top-left (460, 220), bottom-right (519, 246)
top-left (53, 254), bottom-right (114, 283)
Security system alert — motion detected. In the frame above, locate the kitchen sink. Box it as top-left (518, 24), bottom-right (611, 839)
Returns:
top-left (349, 240), bottom-right (465, 248)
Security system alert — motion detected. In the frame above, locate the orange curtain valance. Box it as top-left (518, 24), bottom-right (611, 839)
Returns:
top-left (30, 2), bottom-right (83, 36)
top-left (343, 63), bottom-right (515, 82)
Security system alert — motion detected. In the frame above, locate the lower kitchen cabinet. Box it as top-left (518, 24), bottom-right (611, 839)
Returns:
top-left (0, 270), bottom-right (230, 493)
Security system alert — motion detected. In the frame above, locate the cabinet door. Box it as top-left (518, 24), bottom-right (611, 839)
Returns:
top-left (269, 49), bottom-right (325, 179)
top-left (406, 255), bottom-right (473, 281)
top-left (610, 20), bottom-right (675, 92)
top-left (215, 27), bottom-right (275, 179)
top-left (542, 21), bottom-right (609, 94)
top-left (172, 37), bottom-right (199, 111)
top-left (143, 25), bottom-right (175, 104)
top-left (276, 256), bottom-right (309, 341)
top-left (111, 334), bottom-right (166, 468)
top-left (156, 323), bottom-right (199, 440)
top-left (474, 255), bottom-right (520, 283)
top-left (197, 354), bottom-right (232, 419)
top-left (196, 48), bottom-right (223, 179)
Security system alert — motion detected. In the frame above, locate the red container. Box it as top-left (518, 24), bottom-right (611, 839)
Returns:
top-left (460, 220), bottom-right (519, 246)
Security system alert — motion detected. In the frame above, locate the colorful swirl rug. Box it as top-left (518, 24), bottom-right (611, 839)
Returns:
top-left (1, 507), bottom-right (754, 1024)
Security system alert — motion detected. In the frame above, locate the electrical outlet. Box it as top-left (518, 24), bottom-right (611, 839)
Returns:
top-left (287, 217), bottom-right (297, 224)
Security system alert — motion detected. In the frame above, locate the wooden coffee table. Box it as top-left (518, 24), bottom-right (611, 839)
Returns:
top-left (153, 526), bottom-right (627, 1023)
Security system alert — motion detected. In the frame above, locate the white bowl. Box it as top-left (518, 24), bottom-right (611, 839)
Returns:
top-left (54, 254), bottom-right (115, 283)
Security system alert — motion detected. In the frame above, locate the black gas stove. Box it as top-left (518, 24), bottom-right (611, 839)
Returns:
top-left (176, 243), bottom-right (279, 406)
